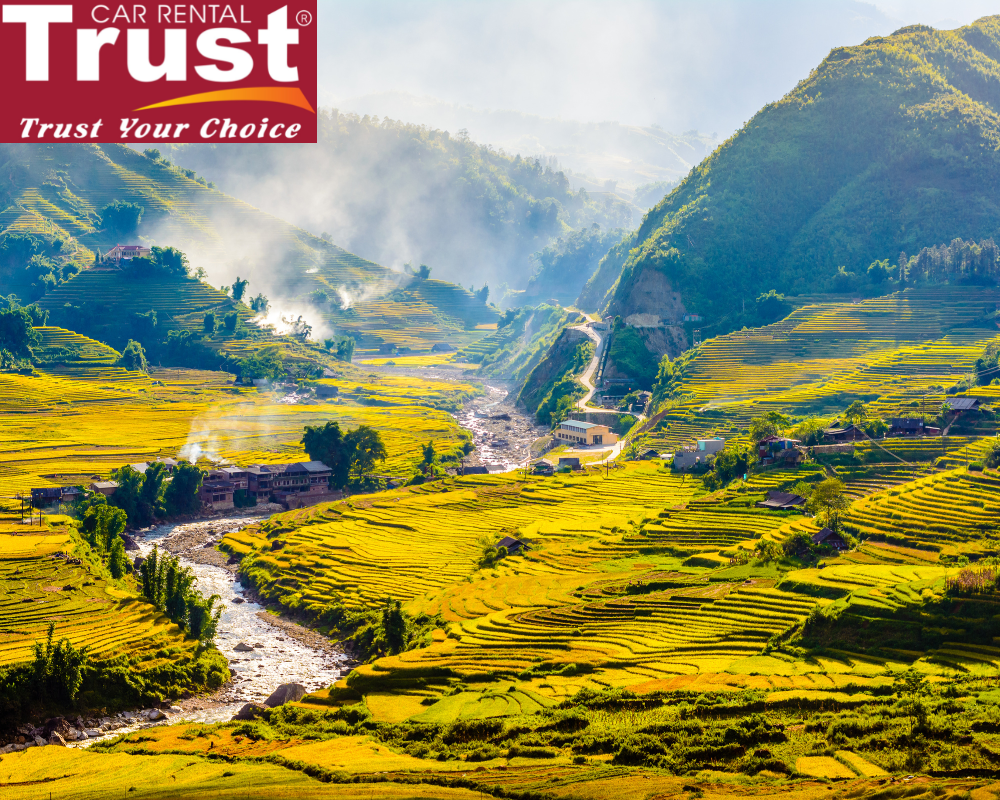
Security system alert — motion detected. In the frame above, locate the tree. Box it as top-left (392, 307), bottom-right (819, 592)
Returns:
top-left (139, 546), bottom-right (221, 643)
top-left (984, 439), bottom-right (1000, 469)
top-left (109, 537), bottom-right (129, 579)
top-left (142, 148), bottom-right (162, 160)
top-left (867, 259), bottom-right (892, 285)
top-left (249, 293), bottom-right (269, 314)
top-left (302, 421), bottom-right (351, 488)
top-left (99, 200), bottom-right (144, 236)
top-left (231, 276), bottom-right (249, 302)
top-left (31, 623), bottom-right (88, 703)
top-left (81, 504), bottom-right (127, 553)
top-left (807, 478), bottom-right (849, 532)
top-left (335, 336), bottom-right (355, 363)
top-left (381, 600), bottom-right (408, 654)
top-left (203, 311), bottom-right (216, 334)
top-left (163, 462), bottom-right (204, 516)
top-left (118, 339), bottom-right (149, 372)
top-left (110, 465), bottom-right (145, 525)
top-left (843, 401), bottom-right (867, 426)
top-left (140, 462), bottom-right (167, 518)
top-left (416, 265), bottom-right (431, 279)
top-left (0, 232), bottom-right (40, 271)
top-left (748, 416), bottom-right (778, 444)
top-left (236, 345), bottom-right (283, 383)
top-left (476, 285), bottom-right (490, 303)
top-left (223, 310), bottom-right (239, 332)
top-left (420, 440), bottom-right (436, 471)
top-left (0, 306), bottom-right (40, 359)
top-left (755, 290), bottom-right (790, 323)
top-left (345, 425), bottom-right (387, 481)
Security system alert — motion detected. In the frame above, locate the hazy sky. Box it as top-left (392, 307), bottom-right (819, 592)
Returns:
top-left (318, 0), bottom-right (999, 137)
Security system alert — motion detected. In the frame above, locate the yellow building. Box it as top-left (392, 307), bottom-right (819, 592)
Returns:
top-left (555, 419), bottom-right (619, 446)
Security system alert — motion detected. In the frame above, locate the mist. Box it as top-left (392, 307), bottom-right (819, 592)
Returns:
top-left (320, 0), bottom-right (995, 142)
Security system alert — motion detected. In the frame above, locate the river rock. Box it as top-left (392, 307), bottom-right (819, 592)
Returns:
top-left (48, 732), bottom-right (67, 746)
top-left (123, 534), bottom-right (140, 551)
top-left (33, 736), bottom-right (45, 746)
top-left (264, 683), bottom-right (306, 708)
top-left (232, 702), bottom-right (269, 721)
top-left (234, 642), bottom-right (254, 652)
top-left (84, 729), bottom-right (101, 738)
top-left (231, 597), bottom-right (245, 604)
top-left (148, 709), bottom-right (167, 721)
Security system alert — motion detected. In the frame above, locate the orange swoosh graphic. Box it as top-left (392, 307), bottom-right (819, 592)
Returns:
top-left (136, 87), bottom-right (315, 113)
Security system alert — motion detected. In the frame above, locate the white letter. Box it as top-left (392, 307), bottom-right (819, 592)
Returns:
top-left (127, 28), bottom-right (186, 81)
top-left (200, 118), bottom-right (220, 137)
top-left (91, 120), bottom-right (104, 137)
top-left (77, 28), bottom-right (120, 80)
top-left (3, 5), bottom-right (73, 80)
top-left (285, 123), bottom-right (300, 139)
top-left (20, 118), bottom-right (39, 137)
top-left (195, 28), bottom-right (252, 82)
top-left (120, 117), bottom-right (140, 137)
top-left (91, 4), bottom-right (110, 22)
top-left (257, 6), bottom-right (297, 82)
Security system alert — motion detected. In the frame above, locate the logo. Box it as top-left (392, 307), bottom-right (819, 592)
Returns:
top-left (0, 1), bottom-right (317, 143)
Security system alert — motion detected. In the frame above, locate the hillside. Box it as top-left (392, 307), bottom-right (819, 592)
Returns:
top-left (0, 143), bottom-right (498, 356)
top-left (155, 112), bottom-right (635, 289)
top-left (587, 17), bottom-right (1000, 353)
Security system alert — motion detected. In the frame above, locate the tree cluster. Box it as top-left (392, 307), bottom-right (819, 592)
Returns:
top-left (301, 421), bottom-right (388, 487)
top-left (139, 547), bottom-right (221, 643)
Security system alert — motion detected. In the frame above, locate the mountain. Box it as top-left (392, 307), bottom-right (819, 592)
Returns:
top-left (153, 112), bottom-right (635, 290)
top-left (588, 17), bottom-right (1000, 352)
top-left (332, 92), bottom-right (716, 194)
top-left (0, 143), bottom-right (497, 362)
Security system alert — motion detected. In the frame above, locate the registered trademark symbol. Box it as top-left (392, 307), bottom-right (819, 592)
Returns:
top-left (296, 10), bottom-right (312, 26)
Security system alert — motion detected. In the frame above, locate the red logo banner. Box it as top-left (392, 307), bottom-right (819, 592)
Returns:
top-left (0, 0), bottom-right (317, 143)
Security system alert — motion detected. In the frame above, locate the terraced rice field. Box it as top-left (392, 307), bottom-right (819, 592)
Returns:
top-left (0, 364), bottom-right (473, 498)
top-left (644, 287), bottom-right (1000, 453)
top-left (0, 529), bottom-right (196, 666)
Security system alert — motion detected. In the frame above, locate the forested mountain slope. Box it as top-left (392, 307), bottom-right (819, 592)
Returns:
top-left (157, 112), bottom-right (635, 289)
top-left (0, 143), bottom-right (497, 356)
top-left (587, 17), bottom-right (1000, 344)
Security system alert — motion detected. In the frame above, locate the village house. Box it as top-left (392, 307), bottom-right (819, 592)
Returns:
top-left (496, 535), bottom-right (528, 555)
top-left (949, 398), bottom-right (982, 413)
top-left (558, 457), bottom-right (582, 471)
top-left (531, 460), bottom-right (555, 476)
top-left (757, 436), bottom-right (803, 466)
top-left (89, 480), bottom-right (119, 497)
top-left (673, 436), bottom-right (726, 470)
top-left (889, 417), bottom-right (940, 436)
top-left (104, 244), bottom-right (152, 265)
top-left (756, 490), bottom-right (807, 511)
top-left (812, 527), bottom-right (849, 551)
top-left (198, 475), bottom-right (235, 510)
top-left (30, 486), bottom-right (84, 507)
top-left (823, 424), bottom-right (866, 443)
top-left (554, 420), bottom-right (619, 446)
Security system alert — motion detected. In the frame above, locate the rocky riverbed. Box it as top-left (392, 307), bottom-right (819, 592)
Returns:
top-left (454, 383), bottom-right (547, 471)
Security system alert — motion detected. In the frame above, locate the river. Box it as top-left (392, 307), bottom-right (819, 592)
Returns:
top-left (133, 517), bottom-right (348, 726)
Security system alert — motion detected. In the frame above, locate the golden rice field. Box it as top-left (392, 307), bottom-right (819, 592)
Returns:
top-left (644, 287), bottom-right (1000, 452)
top-left (0, 362), bottom-right (474, 499)
top-left (0, 527), bottom-right (198, 668)
top-left (225, 458), bottom-right (1000, 723)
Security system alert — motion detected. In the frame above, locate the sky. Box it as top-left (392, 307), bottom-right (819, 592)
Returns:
top-left (317, 0), bottom-right (1000, 139)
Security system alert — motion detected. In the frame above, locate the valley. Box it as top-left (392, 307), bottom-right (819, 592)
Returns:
top-left (3, 13), bottom-right (1000, 800)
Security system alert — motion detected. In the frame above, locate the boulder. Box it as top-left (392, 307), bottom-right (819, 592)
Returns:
top-left (33, 736), bottom-right (45, 747)
top-left (122, 534), bottom-right (140, 551)
top-left (84, 729), bottom-right (101, 738)
top-left (148, 709), bottom-right (167, 721)
top-left (233, 642), bottom-right (254, 652)
top-left (231, 597), bottom-right (245, 604)
top-left (264, 683), bottom-right (306, 708)
top-left (232, 702), bottom-right (269, 721)
top-left (47, 732), bottom-right (66, 746)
